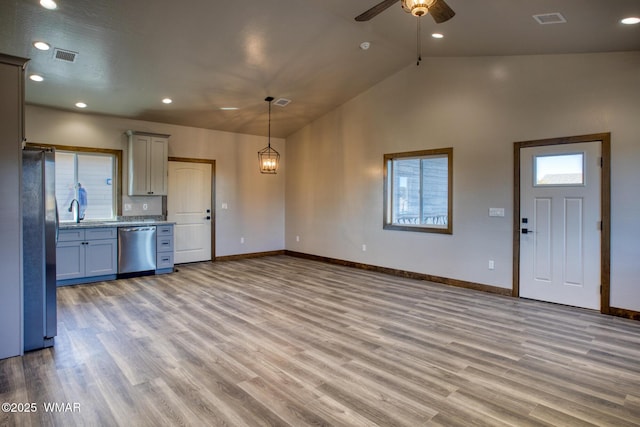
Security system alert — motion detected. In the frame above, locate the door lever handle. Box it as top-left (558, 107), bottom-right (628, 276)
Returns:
top-left (521, 228), bottom-right (535, 234)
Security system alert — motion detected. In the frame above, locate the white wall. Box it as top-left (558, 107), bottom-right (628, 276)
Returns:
top-left (285, 51), bottom-right (640, 311)
top-left (26, 106), bottom-right (285, 257)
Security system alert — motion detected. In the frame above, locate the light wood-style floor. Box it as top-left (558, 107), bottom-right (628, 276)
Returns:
top-left (2, 255), bottom-right (640, 426)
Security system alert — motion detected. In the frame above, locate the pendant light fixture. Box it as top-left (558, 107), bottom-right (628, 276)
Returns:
top-left (258, 96), bottom-right (280, 174)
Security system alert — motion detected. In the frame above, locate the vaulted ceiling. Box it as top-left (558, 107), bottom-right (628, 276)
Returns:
top-left (2, 0), bottom-right (639, 137)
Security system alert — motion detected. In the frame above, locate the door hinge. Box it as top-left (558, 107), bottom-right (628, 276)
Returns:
top-left (599, 157), bottom-right (603, 167)
top-left (598, 221), bottom-right (602, 231)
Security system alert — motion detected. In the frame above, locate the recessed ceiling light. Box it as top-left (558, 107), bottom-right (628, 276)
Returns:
top-left (162, 98), bottom-right (172, 104)
top-left (75, 102), bottom-right (87, 109)
top-left (432, 33), bottom-right (444, 39)
top-left (33, 41), bottom-right (50, 51)
top-left (40, 0), bottom-right (57, 10)
top-left (29, 74), bottom-right (44, 82)
top-left (220, 107), bottom-right (239, 111)
top-left (621, 17), bottom-right (640, 25)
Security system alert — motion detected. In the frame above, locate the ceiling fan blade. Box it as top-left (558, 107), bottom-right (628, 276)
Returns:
top-left (429, 0), bottom-right (455, 23)
top-left (355, 0), bottom-right (400, 22)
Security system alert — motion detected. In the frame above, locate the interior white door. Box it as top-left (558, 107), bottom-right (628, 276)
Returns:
top-left (520, 141), bottom-right (601, 309)
top-left (168, 161), bottom-right (212, 264)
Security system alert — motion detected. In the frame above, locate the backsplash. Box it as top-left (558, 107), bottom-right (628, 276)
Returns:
top-left (122, 194), bottom-right (163, 216)
top-left (118, 215), bottom-right (165, 221)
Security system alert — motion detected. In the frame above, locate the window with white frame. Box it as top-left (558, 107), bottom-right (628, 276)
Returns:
top-left (55, 150), bottom-right (118, 222)
top-left (384, 147), bottom-right (453, 234)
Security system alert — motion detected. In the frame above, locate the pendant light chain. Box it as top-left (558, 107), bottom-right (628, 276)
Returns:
top-left (416, 16), bottom-right (422, 66)
top-left (268, 99), bottom-right (272, 148)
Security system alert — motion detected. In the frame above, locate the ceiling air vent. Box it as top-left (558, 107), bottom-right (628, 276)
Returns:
top-left (53, 48), bottom-right (78, 63)
top-left (533, 13), bottom-right (567, 25)
top-left (273, 98), bottom-right (291, 107)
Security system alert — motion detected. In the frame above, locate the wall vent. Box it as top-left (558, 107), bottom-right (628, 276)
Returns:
top-left (53, 48), bottom-right (79, 63)
top-left (273, 98), bottom-right (291, 107)
top-left (533, 13), bottom-right (567, 25)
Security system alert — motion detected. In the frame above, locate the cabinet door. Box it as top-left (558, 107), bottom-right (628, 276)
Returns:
top-left (84, 239), bottom-right (118, 277)
top-left (128, 134), bottom-right (168, 196)
top-left (56, 240), bottom-right (85, 280)
top-left (128, 134), bottom-right (151, 195)
top-left (149, 137), bottom-right (168, 195)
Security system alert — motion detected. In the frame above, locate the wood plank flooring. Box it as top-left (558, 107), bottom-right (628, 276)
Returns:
top-left (2, 255), bottom-right (640, 426)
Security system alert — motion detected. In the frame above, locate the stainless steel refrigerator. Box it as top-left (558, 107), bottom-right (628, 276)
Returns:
top-left (22, 147), bottom-right (57, 351)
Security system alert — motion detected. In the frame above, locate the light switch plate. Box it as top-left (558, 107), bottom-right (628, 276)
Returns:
top-left (489, 208), bottom-right (505, 217)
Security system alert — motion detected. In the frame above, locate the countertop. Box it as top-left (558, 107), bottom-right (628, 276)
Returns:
top-left (59, 220), bottom-right (175, 230)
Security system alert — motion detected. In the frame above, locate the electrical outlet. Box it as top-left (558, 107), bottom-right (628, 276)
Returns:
top-left (489, 260), bottom-right (495, 270)
top-left (124, 203), bottom-right (132, 211)
top-left (222, 203), bottom-right (228, 210)
top-left (296, 235), bottom-right (300, 242)
top-left (240, 237), bottom-right (245, 244)
top-left (362, 244), bottom-right (367, 252)
top-left (142, 203), bottom-right (148, 210)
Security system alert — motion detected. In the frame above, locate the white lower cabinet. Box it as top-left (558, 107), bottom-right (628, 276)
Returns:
top-left (56, 228), bottom-right (118, 284)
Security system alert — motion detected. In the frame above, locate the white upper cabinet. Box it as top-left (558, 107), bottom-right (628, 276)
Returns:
top-left (127, 130), bottom-right (169, 196)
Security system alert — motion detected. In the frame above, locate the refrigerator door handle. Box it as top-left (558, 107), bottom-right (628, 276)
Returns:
top-left (55, 199), bottom-right (59, 244)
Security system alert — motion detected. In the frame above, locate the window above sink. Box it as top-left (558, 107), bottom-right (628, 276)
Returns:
top-left (56, 150), bottom-right (117, 222)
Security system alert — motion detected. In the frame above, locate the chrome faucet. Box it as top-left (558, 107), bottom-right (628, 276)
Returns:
top-left (68, 199), bottom-right (84, 223)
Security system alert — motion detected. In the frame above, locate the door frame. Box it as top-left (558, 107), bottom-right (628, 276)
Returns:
top-left (512, 133), bottom-right (611, 314)
top-left (165, 157), bottom-right (216, 262)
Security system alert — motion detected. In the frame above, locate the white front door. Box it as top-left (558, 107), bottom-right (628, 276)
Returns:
top-left (168, 161), bottom-right (212, 264)
top-left (520, 141), bottom-right (601, 309)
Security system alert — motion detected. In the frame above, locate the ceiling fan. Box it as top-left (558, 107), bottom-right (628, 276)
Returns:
top-left (355, 0), bottom-right (455, 23)
top-left (355, 0), bottom-right (456, 65)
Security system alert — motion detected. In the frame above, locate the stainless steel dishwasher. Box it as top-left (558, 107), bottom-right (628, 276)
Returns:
top-left (118, 226), bottom-right (157, 274)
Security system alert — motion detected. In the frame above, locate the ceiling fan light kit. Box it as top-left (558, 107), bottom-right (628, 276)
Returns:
top-left (402, 0), bottom-right (437, 17)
